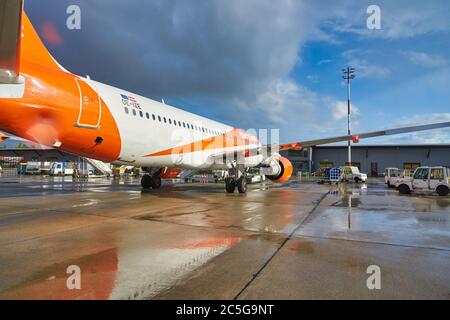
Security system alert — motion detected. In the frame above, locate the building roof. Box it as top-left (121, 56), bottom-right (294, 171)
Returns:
top-left (314, 144), bottom-right (450, 149)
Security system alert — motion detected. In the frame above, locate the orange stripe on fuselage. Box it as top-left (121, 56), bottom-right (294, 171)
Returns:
top-left (144, 128), bottom-right (259, 157)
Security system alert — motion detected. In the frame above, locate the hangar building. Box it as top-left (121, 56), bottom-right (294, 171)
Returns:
top-left (282, 144), bottom-right (450, 176)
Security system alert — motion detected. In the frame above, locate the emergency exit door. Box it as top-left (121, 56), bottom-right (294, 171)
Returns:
top-left (74, 78), bottom-right (102, 129)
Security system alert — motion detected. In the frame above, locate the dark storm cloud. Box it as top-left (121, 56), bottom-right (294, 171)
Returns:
top-left (25, 0), bottom-right (312, 99)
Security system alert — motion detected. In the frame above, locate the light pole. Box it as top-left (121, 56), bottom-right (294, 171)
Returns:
top-left (342, 66), bottom-right (355, 166)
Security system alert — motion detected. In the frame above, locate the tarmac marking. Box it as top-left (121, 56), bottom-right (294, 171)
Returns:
top-left (233, 191), bottom-right (330, 300)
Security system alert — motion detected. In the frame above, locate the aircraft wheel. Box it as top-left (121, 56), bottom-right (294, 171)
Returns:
top-left (237, 177), bottom-right (247, 194)
top-left (225, 178), bottom-right (236, 193)
top-left (141, 174), bottom-right (152, 189)
top-left (436, 185), bottom-right (449, 197)
top-left (151, 176), bottom-right (162, 189)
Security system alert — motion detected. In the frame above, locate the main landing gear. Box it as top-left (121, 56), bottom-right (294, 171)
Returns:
top-left (141, 169), bottom-right (162, 190)
top-left (225, 166), bottom-right (247, 194)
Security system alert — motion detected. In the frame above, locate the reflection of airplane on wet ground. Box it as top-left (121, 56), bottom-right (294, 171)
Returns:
top-left (1, 0), bottom-right (450, 193)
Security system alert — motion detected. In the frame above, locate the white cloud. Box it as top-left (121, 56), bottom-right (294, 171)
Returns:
top-left (307, 75), bottom-right (320, 83)
top-left (401, 51), bottom-right (448, 68)
top-left (317, 59), bottom-right (332, 65)
top-left (371, 113), bottom-right (450, 144)
top-left (328, 0), bottom-right (450, 40)
top-left (341, 50), bottom-right (391, 79)
top-left (231, 79), bottom-right (362, 142)
top-left (330, 101), bottom-right (360, 122)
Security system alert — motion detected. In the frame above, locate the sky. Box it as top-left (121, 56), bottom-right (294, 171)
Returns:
top-left (7, 0), bottom-right (450, 146)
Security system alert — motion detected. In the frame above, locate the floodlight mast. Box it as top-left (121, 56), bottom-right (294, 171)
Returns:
top-left (342, 66), bottom-right (356, 166)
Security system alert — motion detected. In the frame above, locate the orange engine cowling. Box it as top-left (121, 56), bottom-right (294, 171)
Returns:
top-left (266, 157), bottom-right (293, 183)
top-left (0, 133), bottom-right (10, 142)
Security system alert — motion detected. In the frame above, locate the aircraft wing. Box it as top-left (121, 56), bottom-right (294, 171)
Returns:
top-left (279, 121), bottom-right (450, 151)
top-left (207, 147), bottom-right (261, 165)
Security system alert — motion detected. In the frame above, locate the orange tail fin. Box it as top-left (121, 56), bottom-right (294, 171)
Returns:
top-left (21, 10), bottom-right (62, 70)
top-left (1, 0), bottom-right (64, 82)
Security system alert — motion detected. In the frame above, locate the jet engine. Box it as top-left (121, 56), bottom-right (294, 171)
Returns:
top-left (262, 156), bottom-right (293, 183)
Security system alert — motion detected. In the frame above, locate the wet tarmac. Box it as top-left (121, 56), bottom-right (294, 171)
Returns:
top-left (0, 174), bottom-right (449, 300)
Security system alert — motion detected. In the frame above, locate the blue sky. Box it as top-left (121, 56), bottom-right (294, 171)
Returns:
top-left (3, 0), bottom-right (450, 146)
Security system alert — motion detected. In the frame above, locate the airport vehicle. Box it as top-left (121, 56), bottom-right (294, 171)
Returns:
top-left (341, 166), bottom-right (367, 183)
top-left (1, 2), bottom-right (450, 193)
top-left (49, 162), bottom-right (74, 176)
top-left (246, 167), bottom-right (266, 184)
top-left (397, 167), bottom-right (450, 196)
top-left (17, 161), bottom-right (51, 175)
top-left (385, 167), bottom-right (403, 187)
top-left (319, 167), bottom-right (342, 184)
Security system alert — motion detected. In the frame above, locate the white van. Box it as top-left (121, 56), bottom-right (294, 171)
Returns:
top-left (397, 167), bottom-right (450, 196)
top-left (49, 163), bottom-right (74, 176)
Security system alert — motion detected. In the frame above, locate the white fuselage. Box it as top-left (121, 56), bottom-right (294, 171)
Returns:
top-left (92, 80), bottom-right (263, 169)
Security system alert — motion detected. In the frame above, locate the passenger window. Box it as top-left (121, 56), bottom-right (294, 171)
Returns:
top-left (168, 119), bottom-right (172, 124)
top-left (163, 117), bottom-right (167, 123)
top-left (183, 122), bottom-right (186, 128)
top-left (431, 169), bottom-right (444, 180)
top-left (158, 116), bottom-right (161, 122)
top-left (173, 119), bottom-right (177, 125)
top-left (152, 114), bottom-right (156, 120)
top-left (139, 111), bottom-right (143, 118)
top-left (414, 168), bottom-right (429, 180)
top-left (146, 113), bottom-right (149, 119)
top-left (132, 109), bottom-right (136, 116)
top-left (125, 107), bottom-right (129, 114)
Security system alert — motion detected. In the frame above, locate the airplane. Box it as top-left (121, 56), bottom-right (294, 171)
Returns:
top-left (1, 0), bottom-right (449, 194)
